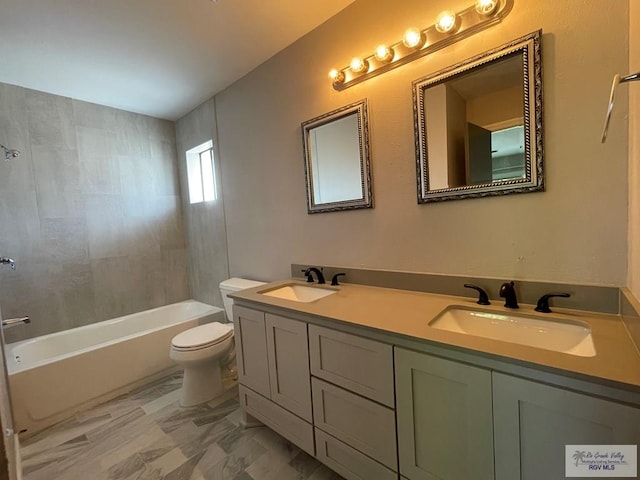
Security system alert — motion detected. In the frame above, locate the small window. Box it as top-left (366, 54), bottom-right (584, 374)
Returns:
top-left (186, 140), bottom-right (217, 204)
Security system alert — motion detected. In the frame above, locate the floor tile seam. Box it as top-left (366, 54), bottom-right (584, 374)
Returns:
top-left (163, 449), bottom-right (208, 480)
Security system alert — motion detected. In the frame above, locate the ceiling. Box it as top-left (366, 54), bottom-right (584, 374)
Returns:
top-left (0, 0), bottom-right (354, 120)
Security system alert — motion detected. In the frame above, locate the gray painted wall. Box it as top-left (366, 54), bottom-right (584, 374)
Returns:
top-left (0, 84), bottom-right (189, 341)
top-left (175, 99), bottom-right (230, 307)
top-left (1, 0), bottom-right (631, 344)
top-left (211, 0), bottom-right (629, 286)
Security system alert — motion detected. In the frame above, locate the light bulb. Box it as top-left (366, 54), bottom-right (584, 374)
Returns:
top-left (403, 28), bottom-right (424, 49)
top-left (350, 57), bottom-right (369, 73)
top-left (329, 69), bottom-right (345, 83)
top-left (435, 11), bottom-right (458, 33)
top-left (374, 45), bottom-right (394, 63)
top-left (475, 0), bottom-right (498, 15)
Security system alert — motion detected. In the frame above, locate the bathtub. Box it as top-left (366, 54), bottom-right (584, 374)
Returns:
top-left (4, 300), bottom-right (225, 437)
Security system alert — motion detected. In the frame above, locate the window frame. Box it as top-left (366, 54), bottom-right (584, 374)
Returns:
top-left (186, 140), bottom-right (217, 204)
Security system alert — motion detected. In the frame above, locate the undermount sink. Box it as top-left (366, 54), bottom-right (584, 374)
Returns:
top-left (260, 284), bottom-right (337, 303)
top-left (429, 306), bottom-right (596, 357)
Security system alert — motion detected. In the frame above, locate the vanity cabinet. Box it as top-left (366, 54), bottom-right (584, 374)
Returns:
top-left (396, 347), bottom-right (640, 480)
top-left (493, 372), bottom-right (640, 480)
top-left (234, 305), bottom-right (313, 453)
top-left (235, 300), bottom-right (640, 480)
top-left (309, 325), bottom-right (398, 479)
top-left (395, 347), bottom-right (495, 480)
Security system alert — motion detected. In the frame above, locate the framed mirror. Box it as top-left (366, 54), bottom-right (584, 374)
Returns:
top-left (413, 30), bottom-right (543, 203)
top-left (302, 100), bottom-right (372, 213)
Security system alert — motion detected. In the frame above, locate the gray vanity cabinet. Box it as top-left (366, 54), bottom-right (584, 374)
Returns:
top-left (236, 301), bottom-right (640, 480)
top-left (493, 372), bottom-right (640, 480)
top-left (395, 347), bottom-right (495, 480)
top-left (233, 305), bottom-right (314, 453)
top-left (309, 325), bottom-right (398, 480)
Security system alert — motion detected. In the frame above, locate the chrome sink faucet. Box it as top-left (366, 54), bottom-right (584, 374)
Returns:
top-left (0, 257), bottom-right (15, 270)
top-left (499, 281), bottom-right (519, 309)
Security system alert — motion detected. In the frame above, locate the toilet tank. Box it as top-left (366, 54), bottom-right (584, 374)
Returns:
top-left (219, 277), bottom-right (266, 322)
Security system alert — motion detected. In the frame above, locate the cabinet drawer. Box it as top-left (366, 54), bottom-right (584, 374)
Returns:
top-left (315, 428), bottom-right (397, 480)
top-left (309, 325), bottom-right (394, 407)
top-left (311, 377), bottom-right (397, 470)
top-left (239, 385), bottom-right (314, 456)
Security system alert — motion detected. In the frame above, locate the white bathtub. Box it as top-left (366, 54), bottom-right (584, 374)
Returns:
top-left (5, 300), bottom-right (225, 436)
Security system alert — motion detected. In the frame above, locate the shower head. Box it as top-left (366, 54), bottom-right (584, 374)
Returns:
top-left (1, 144), bottom-right (21, 160)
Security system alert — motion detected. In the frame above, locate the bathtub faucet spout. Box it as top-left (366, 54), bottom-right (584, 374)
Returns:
top-left (0, 257), bottom-right (15, 270)
top-left (2, 316), bottom-right (30, 327)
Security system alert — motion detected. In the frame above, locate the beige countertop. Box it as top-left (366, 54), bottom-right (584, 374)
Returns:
top-left (230, 280), bottom-right (640, 390)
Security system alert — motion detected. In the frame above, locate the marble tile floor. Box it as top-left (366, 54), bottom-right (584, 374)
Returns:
top-left (20, 373), bottom-right (344, 480)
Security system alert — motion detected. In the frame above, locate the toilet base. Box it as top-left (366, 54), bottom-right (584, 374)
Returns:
top-left (180, 362), bottom-right (222, 407)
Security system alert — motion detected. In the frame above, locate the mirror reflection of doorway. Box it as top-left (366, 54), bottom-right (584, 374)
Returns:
top-left (465, 123), bottom-right (492, 184)
top-left (490, 125), bottom-right (526, 181)
top-left (465, 123), bottom-right (525, 184)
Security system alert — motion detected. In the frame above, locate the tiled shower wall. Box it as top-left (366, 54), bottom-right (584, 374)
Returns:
top-left (0, 83), bottom-right (189, 342)
top-left (175, 99), bottom-right (230, 308)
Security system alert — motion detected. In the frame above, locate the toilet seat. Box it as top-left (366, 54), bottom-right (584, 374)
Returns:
top-left (171, 323), bottom-right (233, 351)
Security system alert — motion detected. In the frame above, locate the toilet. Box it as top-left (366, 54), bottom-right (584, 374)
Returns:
top-left (170, 277), bottom-right (265, 407)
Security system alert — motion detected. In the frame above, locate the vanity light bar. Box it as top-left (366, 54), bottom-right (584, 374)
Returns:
top-left (329, 0), bottom-right (513, 91)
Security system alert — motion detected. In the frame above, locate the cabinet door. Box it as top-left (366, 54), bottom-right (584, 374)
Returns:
top-left (265, 313), bottom-right (312, 422)
top-left (493, 373), bottom-right (640, 480)
top-left (234, 305), bottom-right (270, 398)
top-left (395, 348), bottom-right (494, 480)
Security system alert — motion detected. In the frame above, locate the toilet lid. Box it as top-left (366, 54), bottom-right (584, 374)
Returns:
top-left (171, 323), bottom-right (233, 349)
